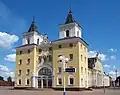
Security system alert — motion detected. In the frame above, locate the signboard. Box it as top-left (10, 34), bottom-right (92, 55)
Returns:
top-left (65, 68), bottom-right (76, 72)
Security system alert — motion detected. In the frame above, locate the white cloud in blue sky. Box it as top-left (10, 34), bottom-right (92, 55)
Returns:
top-left (4, 54), bottom-right (16, 62)
top-left (108, 48), bottom-right (117, 52)
top-left (0, 32), bottom-right (19, 48)
top-left (0, 0), bottom-right (27, 80)
top-left (88, 50), bottom-right (107, 61)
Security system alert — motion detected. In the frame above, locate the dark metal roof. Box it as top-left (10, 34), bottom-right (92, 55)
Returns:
top-left (28, 17), bottom-right (39, 33)
top-left (65, 10), bottom-right (74, 24)
top-left (88, 57), bottom-right (97, 69)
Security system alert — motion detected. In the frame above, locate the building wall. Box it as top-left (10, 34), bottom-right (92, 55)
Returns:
top-left (52, 40), bottom-right (88, 88)
top-left (88, 59), bottom-right (104, 88)
top-left (78, 42), bottom-right (88, 88)
top-left (104, 75), bottom-right (110, 87)
top-left (15, 46), bottom-right (37, 88)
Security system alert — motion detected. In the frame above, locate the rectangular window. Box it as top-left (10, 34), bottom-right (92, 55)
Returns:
top-left (27, 59), bottom-right (30, 65)
top-left (27, 39), bottom-right (30, 44)
top-left (84, 47), bottom-right (86, 52)
top-left (70, 78), bottom-right (74, 85)
top-left (27, 79), bottom-right (29, 85)
top-left (28, 49), bottom-right (30, 54)
top-left (69, 43), bottom-right (73, 47)
top-left (85, 68), bottom-right (86, 74)
top-left (19, 59), bottom-right (22, 65)
top-left (18, 70), bottom-right (21, 76)
top-left (85, 57), bottom-right (86, 63)
top-left (20, 51), bottom-right (22, 54)
top-left (58, 45), bottom-right (62, 48)
top-left (37, 39), bottom-right (39, 44)
top-left (58, 78), bottom-right (62, 85)
top-left (69, 54), bottom-right (73, 60)
top-left (81, 55), bottom-right (83, 61)
top-left (81, 67), bottom-right (83, 73)
top-left (81, 44), bottom-right (82, 49)
top-left (58, 67), bottom-right (62, 73)
top-left (19, 79), bottom-right (21, 85)
top-left (81, 78), bottom-right (83, 86)
top-left (26, 69), bottom-right (30, 75)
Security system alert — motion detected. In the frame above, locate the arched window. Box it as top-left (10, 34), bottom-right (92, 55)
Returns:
top-left (77, 31), bottom-right (79, 37)
top-left (38, 67), bottom-right (52, 76)
top-left (57, 76), bottom-right (62, 85)
top-left (66, 30), bottom-right (69, 37)
top-left (68, 75), bottom-right (74, 85)
top-left (37, 39), bottom-right (39, 44)
top-left (27, 38), bottom-right (30, 44)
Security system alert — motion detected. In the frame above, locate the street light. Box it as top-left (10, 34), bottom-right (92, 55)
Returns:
top-left (59, 56), bottom-right (69, 95)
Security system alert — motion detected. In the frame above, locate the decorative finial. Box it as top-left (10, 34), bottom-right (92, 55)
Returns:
top-left (32, 16), bottom-right (35, 23)
top-left (69, 4), bottom-right (72, 13)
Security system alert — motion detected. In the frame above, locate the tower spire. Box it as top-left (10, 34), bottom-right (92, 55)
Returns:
top-left (28, 16), bottom-right (38, 33)
top-left (65, 5), bottom-right (74, 24)
top-left (32, 16), bottom-right (35, 23)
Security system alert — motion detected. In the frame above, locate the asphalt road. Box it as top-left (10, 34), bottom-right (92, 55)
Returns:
top-left (0, 87), bottom-right (120, 95)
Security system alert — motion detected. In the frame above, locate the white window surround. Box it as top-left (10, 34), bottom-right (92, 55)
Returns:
top-left (25, 78), bottom-right (30, 86)
top-left (17, 78), bottom-right (22, 85)
top-left (57, 75), bottom-right (63, 85)
top-left (68, 75), bottom-right (75, 85)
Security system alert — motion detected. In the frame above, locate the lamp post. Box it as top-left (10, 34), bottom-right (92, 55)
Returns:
top-left (103, 72), bottom-right (105, 94)
top-left (59, 56), bottom-right (69, 95)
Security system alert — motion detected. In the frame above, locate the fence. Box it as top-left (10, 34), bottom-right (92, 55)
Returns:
top-left (0, 81), bottom-right (14, 86)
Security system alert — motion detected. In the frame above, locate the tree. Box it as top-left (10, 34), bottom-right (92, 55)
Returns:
top-left (7, 76), bottom-right (12, 82)
top-left (0, 76), bottom-right (4, 81)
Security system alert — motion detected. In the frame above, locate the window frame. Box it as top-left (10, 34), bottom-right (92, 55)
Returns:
top-left (68, 75), bottom-right (74, 85)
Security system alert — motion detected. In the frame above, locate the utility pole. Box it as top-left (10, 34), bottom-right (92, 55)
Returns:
top-left (115, 69), bottom-right (117, 80)
top-left (115, 69), bottom-right (117, 87)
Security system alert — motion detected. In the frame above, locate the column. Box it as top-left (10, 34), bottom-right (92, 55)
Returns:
top-left (41, 77), bottom-right (43, 89)
top-left (46, 77), bottom-right (48, 88)
top-left (35, 77), bottom-right (38, 88)
top-left (32, 76), bottom-right (36, 88)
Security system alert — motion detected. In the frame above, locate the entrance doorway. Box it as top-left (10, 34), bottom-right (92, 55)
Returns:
top-left (38, 67), bottom-right (52, 88)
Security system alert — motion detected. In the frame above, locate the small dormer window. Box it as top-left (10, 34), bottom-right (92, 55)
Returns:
top-left (27, 38), bottom-right (30, 44)
top-left (66, 30), bottom-right (69, 37)
top-left (37, 39), bottom-right (39, 44)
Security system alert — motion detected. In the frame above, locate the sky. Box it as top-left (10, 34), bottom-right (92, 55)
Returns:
top-left (0, 0), bottom-right (120, 80)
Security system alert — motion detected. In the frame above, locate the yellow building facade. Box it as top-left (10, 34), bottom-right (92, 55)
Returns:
top-left (15, 10), bottom-right (105, 90)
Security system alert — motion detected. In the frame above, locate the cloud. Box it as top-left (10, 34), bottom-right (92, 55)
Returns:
top-left (103, 64), bottom-right (110, 68)
top-left (113, 66), bottom-right (116, 69)
top-left (109, 71), bottom-right (116, 75)
top-left (4, 72), bottom-right (15, 79)
top-left (88, 50), bottom-right (107, 61)
top-left (110, 55), bottom-right (116, 60)
top-left (0, 64), bottom-right (9, 72)
top-left (4, 54), bottom-right (16, 62)
top-left (108, 48), bottom-right (117, 52)
top-left (11, 49), bottom-right (16, 52)
top-left (0, 64), bottom-right (14, 81)
top-left (0, 32), bottom-right (19, 48)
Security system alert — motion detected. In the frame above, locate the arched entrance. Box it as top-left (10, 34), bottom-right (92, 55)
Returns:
top-left (38, 67), bottom-right (52, 88)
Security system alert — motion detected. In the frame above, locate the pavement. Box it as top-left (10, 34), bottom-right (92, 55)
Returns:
top-left (0, 87), bottom-right (120, 95)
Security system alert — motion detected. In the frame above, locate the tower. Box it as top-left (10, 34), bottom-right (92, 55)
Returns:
top-left (22, 18), bottom-right (43, 45)
top-left (59, 9), bottom-right (82, 39)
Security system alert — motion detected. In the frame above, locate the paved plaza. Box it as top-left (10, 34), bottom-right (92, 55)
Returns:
top-left (0, 87), bottom-right (120, 95)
